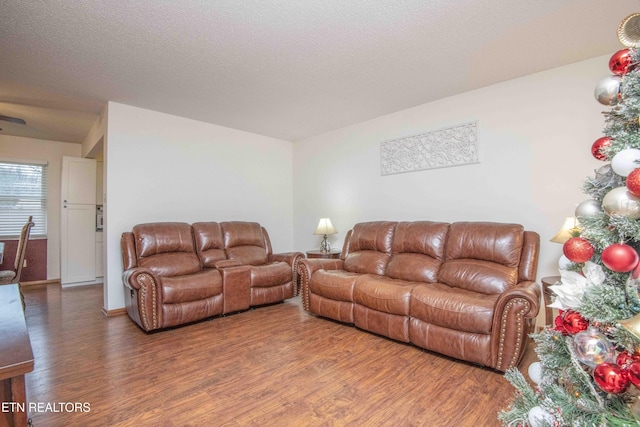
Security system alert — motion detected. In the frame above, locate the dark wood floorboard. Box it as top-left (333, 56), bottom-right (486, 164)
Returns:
top-left (19, 284), bottom-right (536, 426)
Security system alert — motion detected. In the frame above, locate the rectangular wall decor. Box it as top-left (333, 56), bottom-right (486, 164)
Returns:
top-left (380, 121), bottom-right (479, 175)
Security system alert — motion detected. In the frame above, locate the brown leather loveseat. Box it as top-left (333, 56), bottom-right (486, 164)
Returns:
top-left (121, 221), bottom-right (303, 332)
top-left (297, 221), bottom-right (540, 372)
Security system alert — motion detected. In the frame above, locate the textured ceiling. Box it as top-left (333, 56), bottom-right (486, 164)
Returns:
top-left (0, 0), bottom-right (639, 143)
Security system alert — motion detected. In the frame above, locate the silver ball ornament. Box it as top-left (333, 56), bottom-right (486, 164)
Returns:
top-left (575, 199), bottom-right (602, 218)
top-left (594, 75), bottom-right (621, 105)
top-left (602, 187), bottom-right (640, 219)
top-left (595, 164), bottom-right (613, 179)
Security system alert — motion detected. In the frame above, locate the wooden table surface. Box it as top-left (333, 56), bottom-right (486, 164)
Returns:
top-left (0, 284), bottom-right (34, 427)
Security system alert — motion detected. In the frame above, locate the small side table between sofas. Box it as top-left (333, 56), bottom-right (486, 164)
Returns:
top-left (541, 276), bottom-right (561, 326)
top-left (306, 250), bottom-right (340, 259)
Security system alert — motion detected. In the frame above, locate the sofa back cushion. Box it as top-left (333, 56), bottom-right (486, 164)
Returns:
top-left (439, 222), bottom-right (523, 294)
top-left (221, 221), bottom-right (268, 266)
top-left (344, 221), bottom-right (396, 275)
top-left (132, 222), bottom-right (201, 277)
top-left (193, 222), bottom-right (227, 267)
top-left (386, 221), bottom-right (449, 283)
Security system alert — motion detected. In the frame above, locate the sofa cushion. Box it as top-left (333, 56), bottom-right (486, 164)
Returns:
top-left (445, 222), bottom-right (523, 266)
top-left (386, 253), bottom-right (442, 283)
top-left (439, 222), bottom-right (523, 294)
top-left (410, 283), bottom-right (497, 335)
top-left (309, 270), bottom-right (360, 302)
top-left (134, 222), bottom-right (196, 257)
top-left (193, 222), bottom-right (227, 267)
top-left (438, 259), bottom-right (519, 295)
top-left (161, 269), bottom-right (223, 304)
top-left (138, 252), bottom-right (202, 277)
top-left (391, 221), bottom-right (449, 259)
top-left (386, 221), bottom-right (449, 282)
top-left (353, 275), bottom-right (416, 316)
top-left (250, 262), bottom-right (291, 287)
top-left (133, 222), bottom-right (201, 277)
top-left (221, 222), bottom-right (268, 266)
top-left (344, 251), bottom-right (391, 275)
top-left (344, 221), bottom-right (396, 275)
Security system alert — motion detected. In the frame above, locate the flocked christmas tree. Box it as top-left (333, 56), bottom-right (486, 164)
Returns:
top-left (499, 15), bottom-right (640, 427)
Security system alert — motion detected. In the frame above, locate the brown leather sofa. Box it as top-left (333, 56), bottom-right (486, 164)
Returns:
top-left (121, 221), bottom-right (303, 331)
top-left (297, 221), bottom-right (540, 372)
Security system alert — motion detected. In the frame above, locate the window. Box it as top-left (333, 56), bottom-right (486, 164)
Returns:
top-left (0, 159), bottom-right (48, 238)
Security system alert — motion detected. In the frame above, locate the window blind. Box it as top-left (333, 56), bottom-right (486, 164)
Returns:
top-left (0, 160), bottom-right (48, 238)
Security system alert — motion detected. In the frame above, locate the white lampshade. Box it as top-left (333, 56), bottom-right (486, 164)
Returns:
top-left (314, 218), bottom-right (337, 235)
top-left (550, 217), bottom-right (579, 244)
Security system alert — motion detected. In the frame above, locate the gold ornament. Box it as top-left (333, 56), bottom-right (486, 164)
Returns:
top-left (618, 13), bottom-right (640, 48)
top-left (619, 313), bottom-right (640, 342)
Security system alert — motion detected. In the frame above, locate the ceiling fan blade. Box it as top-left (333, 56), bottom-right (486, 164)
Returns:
top-left (0, 114), bottom-right (26, 125)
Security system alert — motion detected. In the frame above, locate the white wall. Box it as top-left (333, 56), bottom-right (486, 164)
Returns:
top-left (0, 135), bottom-right (82, 279)
top-left (103, 102), bottom-right (294, 311)
top-left (293, 55), bottom-right (610, 282)
top-left (82, 105), bottom-right (107, 162)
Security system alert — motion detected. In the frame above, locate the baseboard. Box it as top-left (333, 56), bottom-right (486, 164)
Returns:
top-left (101, 307), bottom-right (127, 317)
top-left (21, 279), bottom-right (104, 287)
top-left (20, 279), bottom-right (60, 287)
top-left (61, 279), bottom-right (103, 288)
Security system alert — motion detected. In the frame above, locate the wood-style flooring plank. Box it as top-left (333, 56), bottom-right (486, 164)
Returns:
top-left (19, 284), bottom-right (536, 426)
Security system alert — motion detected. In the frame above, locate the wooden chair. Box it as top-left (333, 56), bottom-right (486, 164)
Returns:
top-left (0, 216), bottom-right (34, 285)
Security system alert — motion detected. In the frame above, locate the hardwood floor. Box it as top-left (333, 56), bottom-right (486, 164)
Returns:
top-left (19, 284), bottom-right (536, 426)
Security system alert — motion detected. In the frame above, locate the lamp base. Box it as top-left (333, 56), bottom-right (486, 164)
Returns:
top-left (320, 235), bottom-right (331, 253)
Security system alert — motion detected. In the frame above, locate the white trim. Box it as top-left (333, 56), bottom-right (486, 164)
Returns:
top-left (0, 157), bottom-right (48, 165)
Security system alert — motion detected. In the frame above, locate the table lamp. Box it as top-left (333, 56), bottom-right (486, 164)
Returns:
top-left (314, 218), bottom-right (337, 253)
top-left (550, 217), bottom-right (580, 243)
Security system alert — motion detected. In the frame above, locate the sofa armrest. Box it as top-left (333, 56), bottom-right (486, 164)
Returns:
top-left (219, 265), bottom-right (251, 314)
top-left (214, 259), bottom-right (242, 268)
top-left (122, 267), bottom-right (162, 331)
top-left (269, 251), bottom-right (305, 266)
top-left (269, 252), bottom-right (305, 296)
top-left (297, 258), bottom-right (345, 310)
top-left (491, 280), bottom-right (541, 371)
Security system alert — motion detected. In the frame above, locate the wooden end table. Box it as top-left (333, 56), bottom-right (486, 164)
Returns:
top-left (541, 276), bottom-right (561, 326)
top-left (306, 250), bottom-right (340, 259)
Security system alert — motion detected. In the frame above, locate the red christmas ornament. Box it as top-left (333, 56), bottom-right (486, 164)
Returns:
top-left (554, 311), bottom-right (567, 335)
top-left (563, 237), bottom-right (595, 263)
top-left (627, 168), bottom-right (640, 197)
top-left (593, 362), bottom-right (630, 394)
top-left (634, 261), bottom-right (640, 279)
top-left (617, 350), bottom-right (640, 368)
top-left (591, 136), bottom-right (612, 161)
top-left (629, 361), bottom-right (640, 388)
top-left (562, 310), bottom-right (589, 334)
top-left (602, 243), bottom-right (639, 272)
top-left (609, 49), bottom-right (634, 75)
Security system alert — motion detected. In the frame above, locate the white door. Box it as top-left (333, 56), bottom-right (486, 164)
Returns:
top-left (61, 157), bottom-right (97, 285)
top-left (62, 157), bottom-right (97, 204)
top-left (61, 204), bottom-right (96, 284)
